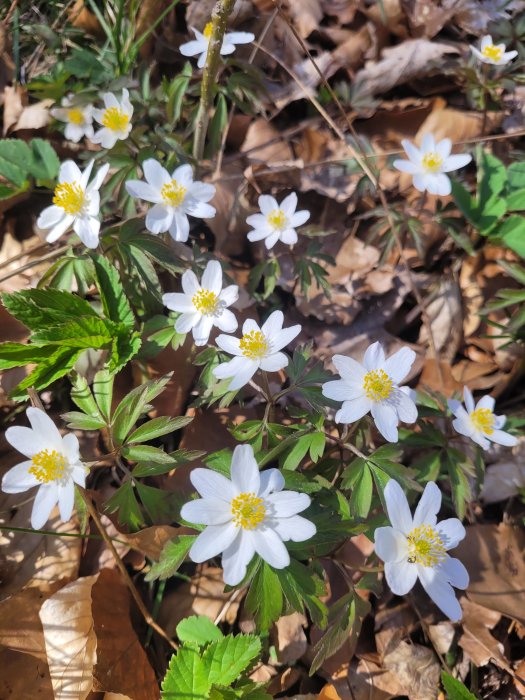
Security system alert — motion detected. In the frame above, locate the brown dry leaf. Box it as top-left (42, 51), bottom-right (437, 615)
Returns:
top-left (103, 695), bottom-right (133, 700)
top-left (382, 638), bottom-right (440, 700)
top-left (427, 622), bottom-right (455, 656)
top-left (353, 40), bottom-right (459, 101)
top-left (402, 0), bottom-right (463, 37)
top-left (288, 0), bottom-right (323, 38)
top-left (481, 440), bottom-right (525, 503)
top-left (418, 277), bottom-right (463, 360)
top-left (241, 118), bottom-right (294, 164)
top-left (3, 84), bottom-right (25, 134)
top-left (0, 586), bottom-right (59, 660)
top-left (39, 574), bottom-right (98, 700)
top-left (12, 99), bottom-right (53, 132)
top-left (69, 0), bottom-right (104, 35)
top-left (91, 569), bottom-right (158, 699)
top-left (345, 655), bottom-right (407, 700)
top-left (415, 97), bottom-right (503, 144)
top-left (274, 612), bottom-right (308, 664)
top-left (419, 359), bottom-right (463, 394)
top-left (514, 658), bottom-right (525, 696)
top-left (455, 523), bottom-right (525, 624)
top-left (268, 52), bottom-right (337, 111)
top-left (125, 524), bottom-right (182, 560)
top-left (0, 647), bottom-right (54, 699)
top-left (458, 598), bottom-right (509, 670)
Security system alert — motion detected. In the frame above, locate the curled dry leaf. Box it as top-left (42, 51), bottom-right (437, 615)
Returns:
top-left (458, 598), bottom-right (509, 671)
top-left (39, 574), bottom-right (98, 700)
top-left (382, 638), bottom-right (440, 700)
top-left (274, 612), bottom-right (308, 664)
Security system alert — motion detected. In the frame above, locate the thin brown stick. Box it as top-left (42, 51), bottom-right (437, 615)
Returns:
top-left (79, 487), bottom-right (178, 651)
top-left (0, 244), bottom-right (70, 285)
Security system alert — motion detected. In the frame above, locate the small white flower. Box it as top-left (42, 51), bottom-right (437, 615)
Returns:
top-left (246, 193), bottom-right (310, 250)
top-left (180, 444), bottom-right (316, 585)
top-left (163, 260), bottom-right (238, 346)
top-left (393, 134), bottom-right (472, 196)
top-left (37, 159), bottom-right (109, 248)
top-left (470, 35), bottom-right (518, 65)
top-left (125, 159), bottom-right (216, 242)
top-left (213, 310), bottom-right (301, 391)
top-left (2, 408), bottom-right (88, 530)
top-left (322, 341), bottom-right (417, 443)
top-left (91, 89), bottom-right (133, 149)
top-left (448, 386), bottom-right (517, 451)
top-left (51, 94), bottom-right (94, 143)
top-left (374, 480), bottom-right (469, 622)
top-left (180, 22), bottom-right (255, 69)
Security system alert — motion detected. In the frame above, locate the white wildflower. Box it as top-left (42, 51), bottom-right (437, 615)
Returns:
top-left (448, 386), bottom-right (518, 450)
top-left (374, 479), bottom-right (469, 622)
top-left (322, 341), bottom-right (417, 443)
top-left (37, 159), bottom-right (109, 248)
top-left (213, 310), bottom-right (301, 391)
top-left (2, 408), bottom-right (88, 530)
top-left (91, 89), bottom-right (133, 149)
top-left (246, 193), bottom-right (310, 250)
top-left (125, 159), bottom-right (216, 242)
top-left (51, 94), bottom-right (94, 143)
top-left (180, 444), bottom-right (316, 585)
top-left (180, 22), bottom-right (255, 69)
top-left (162, 260), bottom-right (238, 346)
top-left (470, 34), bottom-right (517, 65)
top-left (393, 133), bottom-right (472, 196)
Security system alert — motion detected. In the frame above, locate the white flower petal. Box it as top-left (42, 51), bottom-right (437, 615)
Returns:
top-left (218, 285), bottom-right (238, 307)
top-left (58, 481), bottom-right (75, 521)
top-left (394, 389), bottom-right (418, 424)
top-left (393, 159), bottom-right (419, 174)
top-left (384, 559), bottom-right (418, 595)
top-left (181, 497), bottom-right (231, 525)
top-left (1, 461), bottom-right (39, 493)
top-left (31, 484), bottom-right (58, 529)
top-left (37, 205), bottom-right (65, 230)
top-left (45, 215), bottom-right (75, 243)
top-left (412, 482), bottom-right (441, 528)
top-left (463, 386), bottom-right (475, 413)
top-left (371, 402), bottom-right (399, 442)
top-left (439, 556), bottom-right (469, 589)
top-left (142, 159), bottom-right (169, 191)
top-left (272, 514), bottom-right (316, 542)
top-left (170, 211), bottom-right (190, 242)
top-left (226, 358), bottom-right (259, 390)
top-left (335, 396), bottom-right (371, 424)
top-left (146, 203), bottom-right (173, 234)
top-left (192, 315), bottom-right (215, 346)
top-left (5, 426), bottom-right (47, 458)
top-left (189, 181), bottom-right (215, 201)
top-left (266, 491), bottom-right (310, 517)
top-left (201, 260), bottom-right (222, 294)
top-left (230, 444), bottom-right (260, 494)
top-left (280, 228), bottom-right (299, 245)
top-left (175, 312), bottom-right (200, 334)
top-left (280, 192), bottom-right (298, 216)
top-left (363, 341), bottom-right (386, 370)
top-left (290, 210), bottom-right (310, 227)
top-left (247, 228), bottom-right (271, 242)
top-left (62, 433), bottom-right (80, 464)
top-left (180, 39), bottom-right (207, 57)
top-left (271, 325), bottom-right (301, 352)
top-left (384, 346), bottom-right (415, 384)
top-left (260, 310), bottom-right (283, 337)
top-left (259, 352), bottom-right (288, 372)
top-left (125, 179), bottom-right (161, 203)
top-left (259, 469), bottom-right (285, 497)
top-left (163, 293), bottom-right (195, 313)
top-left (189, 522), bottom-right (238, 562)
top-left (27, 408), bottom-right (63, 448)
top-left (332, 354), bottom-right (366, 381)
top-left (215, 309), bottom-right (237, 333)
top-left (190, 468), bottom-right (236, 501)
top-left (490, 429), bottom-right (518, 447)
top-left (384, 479), bottom-right (413, 534)
top-left (374, 526), bottom-right (407, 563)
top-left (242, 318), bottom-right (260, 335)
top-left (442, 154), bottom-right (472, 173)
top-left (258, 194), bottom-right (278, 214)
top-left (436, 138), bottom-right (452, 159)
top-left (251, 528), bottom-right (290, 569)
top-left (401, 139), bottom-right (421, 163)
top-left (225, 31), bottom-right (255, 45)
top-left (221, 531), bottom-right (254, 586)
top-left (428, 173), bottom-right (451, 196)
top-left (189, 201), bottom-right (216, 219)
top-left (215, 334), bottom-right (243, 356)
top-left (421, 133), bottom-right (435, 153)
top-left (59, 160), bottom-right (82, 184)
top-left (418, 566), bottom-right (463, 621)
top-left (476, 395), bottom-right (495, 411)
top-left (264, 231), bottom-right (281, 249)
top-left (74, 216), bottom-right (100, 248)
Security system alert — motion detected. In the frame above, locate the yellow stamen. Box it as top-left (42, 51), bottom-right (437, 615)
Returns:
top-left (101, 107), bottom-right (129, 132)
top-left (421, 152), bottom-right (444, 173)
top-left (239, 330), bottom-right (268, 360)
top-left (470, 407), bottom-right (495, 435)
top-left (203, 22), bottom-right (213, 38)
top-left (231, 492), bottom-right (266, 529)
top-left (160, 179), bottom-right (187, 207)
top-left (267, 209), bottom-right (287, 230)
top-left (407, 524), bottom-right (446, 567)
top-left (67, 108), bottom-right (85, 125)
top-left (52, 181), bottom-right (85, 215)
top-left (363, 369), bottom-right (393, 401)
top-left (29, 449), bottom-right (66, 484)
top-left (192, 288), bottom-right (219, 315)
top-left (482, 44), bottom-right (503, 62)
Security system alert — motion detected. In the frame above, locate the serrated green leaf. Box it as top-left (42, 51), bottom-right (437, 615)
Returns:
top-left (276, 560), bottom-right (327, 628)
top-left (0, 342), bottom-right (56, 370)
top-left (127, 415), bottom-right (193, 444)
top-left (91, 253), bottom-right (135, 327)
top-left (93, 368), bottom-right (114, 420)
top-left (145, 535), bottom-right (196, 581)
top-left (203, 635), bottom-right (261, 687)
top-left (245, 562), bottom-right (283, 631)
top-left (132, 449), bottom-right (204, 477)
top-left (176, 615), bottom-right (224, 646)
top-left (104, 480), bottom-right (145, 530)
top-left (31, 316), bottom-right (116, 348)
top-left (61, 411), bottom-right (107, 430)
top-left (29, 138), bottom-right (60, 180)
top-left (0, 139), bottom-right (31, 186)
top-left (349, 463), bottom-right (373, 518)
top-left (161, 645), bottom-right (209, 699)
top-left (441, 671), bottom-right (477, 700)
top-left (108, 329), bottom-right (142, 372)
top-left (70, 371), bottom-right (104, 419)
top-left (10, 346), bottom-right (82, 401)
top-left (111, 374), bottom-right (172, 445)
top-left (2, 288), bottom-right (97, 331)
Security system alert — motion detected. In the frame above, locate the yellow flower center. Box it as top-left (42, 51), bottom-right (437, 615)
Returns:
top-left (203, 22), bottom-right (213, 38)
top-left (482, 44), bottom-right (503, 62)
top-left (239, 330), bottom-right (268, 360)
top-left (231, 492), bottom-right (266, 529)
top-left (470, 407), bottom-right (495, 435)
top-left (160, 179), bottom-right (187, 207)
top-left (28, 449), bottom-right (67, 484)
top-left (67, 108), bottom-right (85, 125)
top-left (407, 524), bottom-right (446, 567)
top-left (192, 288), bottom-right (219, 315)
top-left (421, 151), bottom-right (444, 173)
top-left (363, 369), bottom-right (393, 401)
top-left (52, 181), bottom-right (85, 216)
top-left (267, 209), bottom-right (287, 230)
top-left (101, 107), bottom-right (129, 132)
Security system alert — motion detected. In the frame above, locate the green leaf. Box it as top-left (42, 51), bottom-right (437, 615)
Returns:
top-left (478, 150), bottom-right (506, 206)
top-left (441, 671), bottom-right (477, 700)
top-left (167, 72), bottom-right (191, 124)
top-left (245, 562), bottom-right (283, 631)
top-left (135, 482), bottom-right (173, 522)
top-left (2, 288), bottom-right (97, 331)
top-left (203, 635), bottom-right (261, 687)
top-left (496, 215), bottom-right (525, 258)
top-left (91, 253), bottom-right (135, 327)
top-left (108, 328), bottom-right (142, 372)
top-left (0, 342), bottom-right (56, 370)
top-left (70, 371), bottom-right (104, 419)
top-left (104, 481), bottom-right (145, 530)
top-left (61, 411), bottom-right (107, 430)
top-left (507, 162), bottom-right (525, 191)
top-left (10, 346), bottom-right (82, 400)
top-left (206, 93), bottom-right (228, 158)
top-left (31, 316), bottom-right (116, 348)
top-left (111, 374), bottom-right (172, 445)
top-left (145, 535), bottom-right (196, 581)
top-left (0, 139), bottom-right (31, 186)
top-left (506, 187), bottom-right (525, 211)
top-left (132, 449), bottom-right (204, 477)
top-left (28, 138), bottom-right (60, 180)
top-left (127, 415), bottom-right (193, 444)
top-left (276, 560), bottom-right (328, 627)
top-left (176, 615), bottom-right (224, 646)
top-left (349, 463), bottom-right (373, 518)
top-left (161, 644), bottom-right (209, 699)
top-left (122, 444), bottom-right (178, 464)
top-left (93, 369), bottom-right (114, 420)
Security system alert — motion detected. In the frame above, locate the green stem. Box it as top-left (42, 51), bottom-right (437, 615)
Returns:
top-left (192, 0), bottom-right (236, 163)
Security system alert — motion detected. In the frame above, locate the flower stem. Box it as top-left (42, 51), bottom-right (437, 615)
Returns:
top-left (192, 0), bottom-right (236, 164)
